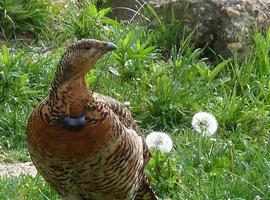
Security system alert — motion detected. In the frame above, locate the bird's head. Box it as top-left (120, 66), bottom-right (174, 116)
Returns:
top-left (60, 39), bottom-right (117, 80)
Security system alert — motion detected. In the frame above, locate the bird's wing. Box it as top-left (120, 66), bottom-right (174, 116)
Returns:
top-left (93, 92), bottom-right (151, 165)
top-left (93, 92), bottom-right (136, 130)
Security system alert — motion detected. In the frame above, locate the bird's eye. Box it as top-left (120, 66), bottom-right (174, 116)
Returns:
top-left (83, 46), bottom-right (92, 51)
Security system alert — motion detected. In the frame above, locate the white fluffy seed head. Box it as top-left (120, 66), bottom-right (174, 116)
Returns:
top-left (146, 131), bottom-right (173, 153)
top-left (192, 112), bottom-right (218, 136)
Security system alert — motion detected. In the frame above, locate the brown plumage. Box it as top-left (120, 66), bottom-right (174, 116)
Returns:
top-left (26, 39), bottom-right (157, 200)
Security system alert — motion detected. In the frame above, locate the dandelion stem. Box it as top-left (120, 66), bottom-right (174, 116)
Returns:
top-left (198, 132), bottom-right (204, 163)
top-left (153, 151), bottom-right (160, 181)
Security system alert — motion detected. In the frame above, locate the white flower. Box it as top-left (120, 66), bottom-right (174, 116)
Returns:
top-left (124, 101), bottom-right (130, 106)
top-left (146, 131), bottom-right (173, 153)
top-left (192, 112), bottom-right (218, 136)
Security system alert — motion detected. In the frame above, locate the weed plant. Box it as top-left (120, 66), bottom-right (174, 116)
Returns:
top-left (63, 0), bottom-right (117, 40)
top-left (0, 0), bottom-right (60, 40)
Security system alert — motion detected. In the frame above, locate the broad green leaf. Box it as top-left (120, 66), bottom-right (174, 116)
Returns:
top-left (100, 17), bottom-right (118, 26)
top-left (195, 64), bottom-right (206, 78)
top-left (97, 7), bottom-right (111, 18)
top-left (146, 4), bottom-right (165, 31)
top-left (1, 45), bottom-right (10, 65)
top-left (127, 49), bottom-right (146, 59)
top-left (135, 40), bottom-right (141, 50)
top-left (142, 46), bottom-right (156, 54)
top-left (209, 60), bottom-right (230, 81)
top-left (124, 29), bottom-right (143, 49)
top-left (87, 4), bottom-right (97, 17)
top-left (19, 74), bottom-right (29, 86)
top-left (123, 31), bottom-right (133, 49)
top-left (9, 72), bottom-right (21, 77)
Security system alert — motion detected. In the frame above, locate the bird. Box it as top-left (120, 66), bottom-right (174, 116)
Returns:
top-left (26, 39), bottom-right (158, 200)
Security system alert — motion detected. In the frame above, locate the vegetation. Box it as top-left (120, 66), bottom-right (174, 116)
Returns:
top-left (0, 0), bottom-right (61, 40)
top-left (0, 0), bottom-right (269, 199)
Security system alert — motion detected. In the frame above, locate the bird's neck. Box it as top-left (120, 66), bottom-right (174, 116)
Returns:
top-left (48, 73), bottom-right (92, 117)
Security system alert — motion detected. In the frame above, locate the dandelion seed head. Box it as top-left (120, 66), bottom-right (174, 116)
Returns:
top-left (124, 101), bottom-right (130, 106)
top-left (146, 131), bottom-right (173, 153)
top-left (255, 195), bottom-right (262, 200)
top-left (227, 140), bottom-right (233, 147)
top-left (192, 111), bottom-right (218, 136)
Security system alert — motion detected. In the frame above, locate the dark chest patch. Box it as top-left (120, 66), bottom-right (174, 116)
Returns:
top-left (60, 115), bottom-right (86, 131)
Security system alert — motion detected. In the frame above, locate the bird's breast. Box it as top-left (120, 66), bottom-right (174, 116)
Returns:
top-left (27, 112), bottom-right (112, 158)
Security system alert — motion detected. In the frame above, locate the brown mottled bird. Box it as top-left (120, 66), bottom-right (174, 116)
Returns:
top-left (26, 39), bottom-right (158, 200)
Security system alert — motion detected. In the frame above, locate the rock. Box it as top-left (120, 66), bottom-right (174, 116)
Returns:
top-left (0, 161), bottom-right (37, 177)
top-left (106, 0), bottom-right (270, 56)
top-left (107, 0), bottom-right (141, 21)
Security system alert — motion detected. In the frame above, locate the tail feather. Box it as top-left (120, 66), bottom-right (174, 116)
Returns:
top-left (135, 176), bottom-right (158, 200)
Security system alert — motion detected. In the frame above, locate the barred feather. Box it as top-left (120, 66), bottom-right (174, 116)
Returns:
top-left (26, 39), bottom-right (158, 200)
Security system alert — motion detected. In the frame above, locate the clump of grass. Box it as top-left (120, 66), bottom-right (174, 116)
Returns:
top-left (112, 27), bottom-right (157, 80)
top-left (0, 0), bottom-right (60, 40)
top-left (146, 133), bottom-right (270, 199)
top-left (144, 3), bottom-right (190, 59)
top-left (0, 175), bottom-right (58, 199)
top-left (253, 28), bottom-right (270, 76)
top-left (0, 44), bottom-right (61, 159)
top-left (62, 0), bottom-right (117, 40)
top-left (0, 45), bottom-right (34, 103)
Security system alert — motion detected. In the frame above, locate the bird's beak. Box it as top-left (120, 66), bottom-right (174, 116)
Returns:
top-left (105, 42), bottom-right (117, 52)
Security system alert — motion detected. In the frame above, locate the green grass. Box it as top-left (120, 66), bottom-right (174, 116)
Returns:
top-left (0, 175), bottom-right (58, 199)
top-left (0, 1), bottom-right (270, 199)
top-left (0, 0), bottom-right (62, 40)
